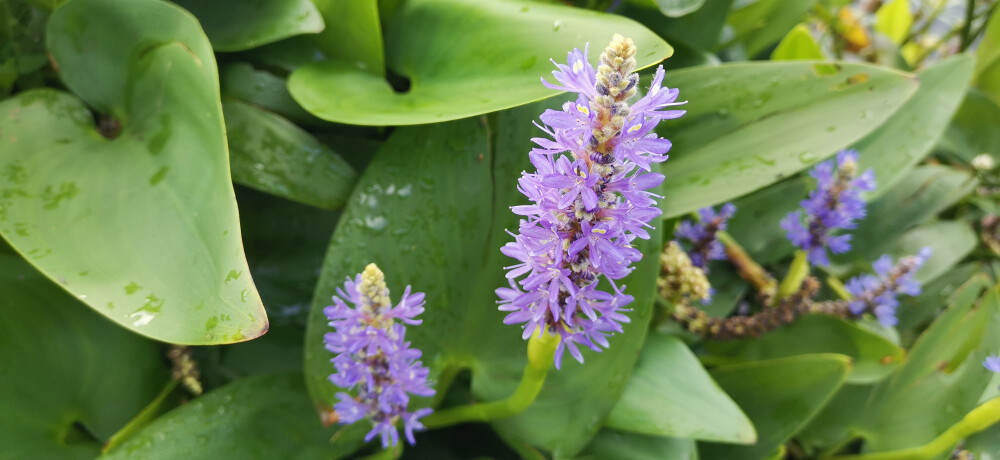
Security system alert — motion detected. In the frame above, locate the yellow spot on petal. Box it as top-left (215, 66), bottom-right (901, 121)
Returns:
top-left (577, 104), bottom-right (590, 115)
top-left (573, 60), bottom-right (583, 73)
top-left (627, 123), bottom-right (642, 133)
top-left (593, 228), bottom-right (606, 234)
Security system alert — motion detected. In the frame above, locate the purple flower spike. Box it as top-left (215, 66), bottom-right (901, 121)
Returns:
top-left (499, 35), bottom-right (685, 369)
top-left (845, 248), bottom-right (931, 327)
top-left (324, 264), bottom-right (435, 449)
top-left (675, 203), bottom-right (736, 270)
top-left (985, 356), bottom-right (1000, 373)
top-left (781, 150), bottom-right (876, 266)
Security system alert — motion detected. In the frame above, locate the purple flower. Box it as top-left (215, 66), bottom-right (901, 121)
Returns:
top-left (845, 248), bottom-right (931, 327)
top-left (985, 356), bottom-right (1000, 373)
top-left (782, 150), bottom-right (876, 266)
top-left (675, 203), bottom-right (736, 270)
top-left (499, 35), bottom-right (685, 368)
top-left (324, 264), bottom-right (435, 448)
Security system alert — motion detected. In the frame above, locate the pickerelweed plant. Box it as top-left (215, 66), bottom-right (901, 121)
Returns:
top-left (497, 33), bottom-right (684, 369)
top-left (323, 264), bottom-right (434, 448)
top-left (660, 151), bottom-right (932, 339)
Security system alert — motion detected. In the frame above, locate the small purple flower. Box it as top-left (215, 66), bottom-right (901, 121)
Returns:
top-left (675, 203), bottom-right (736, 270)
top-left (846, 248), bottom-right (931, 326)
top-left (782, 150), bottom-right (876, 266)
top-left (985, 356), bottom-right (1000, 373)
top-left (499, 35), bottom-right (685, 368)
top-left (324, 264), bottom-right (435, 448)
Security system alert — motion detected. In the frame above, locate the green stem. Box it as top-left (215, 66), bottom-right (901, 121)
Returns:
top-left (102, 379), bottom-right (179, 453)
top-left (830, 396), bottom-right (1000, 460)
top-left (429, 360), bottom-right (469, 408)
top-left (827, 276), bottom-right (851, 301)
top-left (959, 0), bottom-right (975, 51)
top-left (778, 251), bottom-right (810, 302)
top-left (717, 231), bottom-right (777, 300)
top-left (422, 329), bottom-right (559, 429)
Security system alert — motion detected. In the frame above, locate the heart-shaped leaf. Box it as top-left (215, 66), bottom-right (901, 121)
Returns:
top-left (605, 334), bottom-right (756, 443)
top-left (172, 0), bottom-right (324, 52)
top-left (0, 0), bottom-right (266, 343)
top-left (704, 315), bottom-right (905, 383)
top-left (224, 99), bottom-right (357, 209)
top-left (103, 373), bottom-right (363, 459)
top-left (0, 253), bottom-right (168, 458)
top-left (700, 354), bottom-right (851, 459)
top-left (658, 61), bottom-right (917, 218)
top-left (304, 100), bottom-right (662, 456)
top-left (310, 0), bottom-right (384, 75)
top-left (288, 0), bottom-right (672, 126)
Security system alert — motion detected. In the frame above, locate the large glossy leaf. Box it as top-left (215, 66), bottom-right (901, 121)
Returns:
top-left (220, 62), bottom-right (322, 125)
top-left (650, 0), bottom-right (706, 17)
top-left (854, 283), bottom-right (1000, 452)
top-left (288, 0), bottom-right (672, 126)
top-left (304, 100), bottom-right (662, 456)
top-left (704, 315), bottom-right (904, 383)
top-left (700, 354), bottom-right (851, 459)
top-left (620, 0), bottom-right (732, 51)
top-left (605, 334), bottom-right (755, 443)
top-left (880, 220), bottom-right (978, 284)
top-left (172, 0), bottom-right (323, 52)
top-left (310, 0), bottom-right (384, 75)
top-left (223, 99), bottom-right (357, 209)
top-left (0, 253), bottom-right (168, 458)
top-left (103, 373), bottom-right (363, 459)
top-left (832, 165), bottom-right (977, 272)
top-left (658, 61), bottom-right (917, 218)
top-left (581, 430), bottom-right (699, 460)
top-left (940, 88), bottom-right (1000, 164)
top-left (721, 0), bottom-right (816, 57)
top-left (896, 263), bottom-right (983, 344)
top-left (853, 55), bottom-right (974, 196)
top-left (0, 0), bottom-right (266, 343)
top-left (974, 7), bottom-right (1000, 103)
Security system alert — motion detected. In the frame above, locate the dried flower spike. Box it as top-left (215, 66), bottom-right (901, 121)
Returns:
top-left (845, 248), bottom-right (930, 326)
top-left (324, 263), bottom-right (434, 448)
top-left (675, 203), bottom-right (736, 270)
top-left (498, 35), bottom-right (685, 368)
top-left (781, 150), bottom-right (876, 266)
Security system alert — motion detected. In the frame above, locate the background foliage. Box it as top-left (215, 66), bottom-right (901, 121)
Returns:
top-left (1, 0), bottom-right (998, 458)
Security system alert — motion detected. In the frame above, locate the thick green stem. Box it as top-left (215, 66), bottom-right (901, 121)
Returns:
top-left (827, 276), bottom-right (852, 301)
top-left (429, 360), bottom-right (469, 408)
top-left (830, 396), bottom-right (1000, 460)
top-left (717, 231), bottom-right (777, 301)
top-left (778, 251), bottom-right (810, 302)
top-left (422, 329), bottom-right (559, 429)
top-left (102, 379), bottom-right (179, 453)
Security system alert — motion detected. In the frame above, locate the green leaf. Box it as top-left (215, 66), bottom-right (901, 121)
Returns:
top-left (771, 24), bottom-right (824, 60)
top-left (854, 283), bottom-right (1000, 452)
top-left (0, 253), bottom-right (168, 458)
top-left (220, 62), bottom-right (323, 126)
top-left (940, 88), bottom-right (1000, 164)
top-left (853, 54), bottom-right (975, 196)
top-left (654, 0), bottom-right (706, 18)
top-left (103, 373), bottom-right (363, 459)
top-left (882, 220), bottom-right (978, 284)
top-left (223, 99), bottom-right (357, 209)
top-left (704, 315), bottom-right (905, 383)
top-left (974, 7), bottom-right (1000, 103)
top-left (897, 263), bottom-right (983, 344)
top-left (311, 0), bottom-right (384, 75)
top-left (620, 0), bottom-right (732, 51)
top-left (832, 165), bottom-right (977, 272)
top-left (304, 100), bottom-right (662, 456)
top-left (581, 430), bottom-right (699, 460)
top-left (605, 334), bottom-right (756, 443)
top-left (0, 0), bottom-right (267, 343)
top-left (659, 61), bottom-right (918, 218)
top-left (288, 0), bottom-right (672, 126)
top-left (874, 0), bottom-right (912, 45)
top-left (700, 354), bottom-right (851, 459)
top-left (722, 0), bottom-right (817, 57)
top-left (171, 0), bottom-right (324, 52)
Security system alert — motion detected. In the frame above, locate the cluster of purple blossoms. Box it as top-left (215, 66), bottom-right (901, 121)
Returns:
top-left (324, 264), bottom-right (434, 448)
top-left (781, 150), bottom-right (876, 266)
top-left (497, 35), bottom-right (685, 368)
top-left (675, 203), bottom-right (736, 270)
top-left (845, 248), bottom-right (931, 326)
